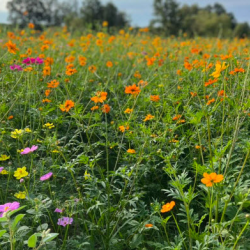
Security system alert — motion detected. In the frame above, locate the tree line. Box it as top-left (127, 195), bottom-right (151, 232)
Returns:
top-left (6, 0), bottom-right (250, 37)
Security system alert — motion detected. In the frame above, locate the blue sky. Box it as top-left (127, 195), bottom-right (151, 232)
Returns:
top-left (0, 0), bottom-right (249, 26)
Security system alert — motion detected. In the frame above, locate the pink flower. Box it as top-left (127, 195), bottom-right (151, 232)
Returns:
top-left (40, 172), bottom-right (53, 181)
top-left (55, 208), bottom-right (63, 213)
top-left (0, 202), bottom-right (20, 217)
top-left (20, 178), bottom-right (24, 183)
top-left (10, 64), bottom-right (23, 71)
top-left (22, 57), bottom-right (44, 65)
top-left (57, 217), bottom-right (73, 227)
top-left (21, 145), bottom-right (38, 155)
top-left (0, 167), bottom-right (4, 173)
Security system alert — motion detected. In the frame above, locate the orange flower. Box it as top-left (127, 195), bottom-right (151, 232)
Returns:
top-left (150, 95), bottom-right (160, 102)
top-left (218, 90), bottom-right (227, 97)
top-left (119, 125), bottom-right (129, 132)
top-left (66, 68), bottom-right (77, 76)
top-left (102, 21), bottom-right (108, 27)
top-left (44, 57), bottom-right (54, 66)
top-left (125, 84), bottom-right (140, 96)
top-left (206, 98), bottom-right (215, 105)
top-left (161, 201), bottom-right (175, 213)
top-left (184, 61), bottom-right (192, 71)
top-left (124, 108), bottom-right (133, 114)
top-left (88, 65), bottom-right (97, 73)
top-left (91, 92), bottom-right (107, 103)
top-left (91, 106), bottom-right (99, 111)
top-left (143, 114), bottom-right (154, 122)
top-left (42, 98), bottom-right (51, 103)
top-left (60, 100), bottom-right (75, 112)
top-left (45, 89), bottom-right (51, 97)
top-left (102, 104), bottom-right (110, 113)
top-left (47, 80), bottom-right (59, 88)
top-left (65, 56), bottom-right (75, 63)
top-left (8, 115), bottom-right (14, 120)
top-left (176, 69), bottom-right (181, 75)
top-left (5, 40), bottom-right (19, 54)
top-left (43, 66), bottom-right (51, 76)
top-left (172, 114), bottom-right (181, 121)
top-left (145, 224), bottom-right (153, 228)
top-left (205, 78), bottom-right (218, 87)
top-left (190, 92), bottom-right (197, 97)
top-left (127, 149), bottom-right (136, 154)
top-left (106, 61), bottom-right (113, 68)
top-left (28, 23), bottom-right (34, 29)
top-left (201, 173), bottom-right (224, 187)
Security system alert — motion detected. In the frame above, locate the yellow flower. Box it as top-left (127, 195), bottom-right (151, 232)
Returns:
top-left (11, 129), bottom-right (24, 139)
top-left (210, 62), bottom-right (228, 78)
top-left (52, 150), bottom-right (59, 153)
top-left (14, 191), bottom-right (26, 199)
top-left (0, 155), bottom-right (10, 161)
top-left (25, 128), bottom-right (32, 133)
top-left (14, 167), bottom-right (28, 180)
top-left (127, 149), bottom-right (136, 154)
top-left (84, 170), bottom-right (91, 180)
top-left (0, 170), bottom-right (8, 175)
top-left (124, 108), bottom-right (133, 114)
top-left (43, 123), bottom-right (55, 129)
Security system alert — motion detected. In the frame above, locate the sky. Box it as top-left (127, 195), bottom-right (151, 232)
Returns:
top-left (0, 0), bottom-right (249, 26)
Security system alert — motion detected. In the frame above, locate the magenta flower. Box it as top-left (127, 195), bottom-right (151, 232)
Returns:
top-left (55, 208), bottom-right (63, 213)
top-left (35, 57), bottom-right (44, 64)
top-left (0, 202), bottom-right (20, 217)
top-left (22, 57), bottom-right (44, 65)
top-left (20, 178), bottom-right (24, 183)
top-left (10, 64), bottom-right (23, 71)
top-left (40, 172), bottom-right (53, 181)
top-left (0, 167), bottom-right (4, 173)
top-left (57, 217), bottom-right (73, 227)
top-left (21, 145), bottom-right (38, 155)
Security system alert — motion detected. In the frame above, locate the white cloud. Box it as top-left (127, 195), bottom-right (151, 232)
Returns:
top-left (0, 0), bottom-right (8, 11)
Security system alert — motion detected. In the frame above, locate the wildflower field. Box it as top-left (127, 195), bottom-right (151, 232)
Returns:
top-left (1, 25), bottom-right (250, 250)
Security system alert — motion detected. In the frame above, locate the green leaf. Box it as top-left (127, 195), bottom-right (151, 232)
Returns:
top-left (0, 217), bottom-right (7, 222)
top-left (0, 230), bottom-right (6, 238)
top-left (12, 214), bottom-right (25, 231)
top-left (162, 215), bottom-right (172, 225)
top-left (37, 223), bottom-right (48, 231)
top-left (7, 206), bottom-right (26, 217)
top-left (28, 234), bottom-right (37, 248)
top-left (42, 233), bottom-right (59, 243)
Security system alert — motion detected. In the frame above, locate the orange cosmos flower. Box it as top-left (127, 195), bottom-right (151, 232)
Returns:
top-left (8, 115), bottom-right (14, 120)
top-left (143, 114), bottom-right (154, 122)
top-left (127, 149), bottom-right (136, 154)
top-left (201, 173), bottom-right (224, 187)
top-left (43, 66), bottom-right (51, 76)
top-left (172, 114), bottom-right (182, 121)
top-left (106, 61), bottom-right (113, 68)
top-left (124, 108), bottom-right (133, 114)
top-left (150, 95), bottom-right (160, 102)
top-left (65, 56), bottom-right (75, 63)
top-left (66, 68), bottom-right (77, 76)
top-left (119, 125), bottom-right (129, 133)
top-left (161, 201), bottom-right (175, 213)
top-left (5, 40), bottom-right (19, 54)
top-left (91, 106), bottom-right (99, 111)
top-left (125, 84), bottom-right (140, 96)
top-left (102, 21), bottom-right (108, 27)
top-left (28, 23), bottom-right (34, 29)
top-left (190, 92), bottom-right (197, 97)
top-left (44, 57), bottom-right (54, 66)
top-left (145, 224), bottom-right (153, 228)
top-left (91, 92), bottom-right (107, 103)
top-left (45, 89), bottom-right (51, 97)
top-left (206, 98), bottom-right (215, 105)
top-left (205, 78), bottom-right (218, 87)
top-left (88, 65), bottom-right (97, 73)
top-left (102, 104), bottom-right (110, 113)
top-left (42, 98), bottom-right (51, 103)
top-left (47, 80), bottom-right (59, 88)
top-left (217, 90), bottom-right (227, 97)
top-left (60, 100), bottom-right (75, 112)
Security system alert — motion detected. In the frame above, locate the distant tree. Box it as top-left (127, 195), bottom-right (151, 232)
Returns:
top-left (7, 0), bottom-right (66, 29)
top-left (212, 3), bottom-right (226, 15)
top-left (150, 0), bottom-right (180, 36)
top-left (80, 0), bottom-right (128, 29)
top-left (234, 22), bottom-right (250, 38)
